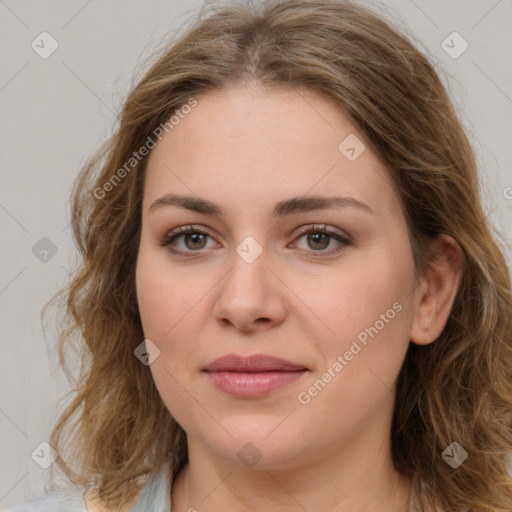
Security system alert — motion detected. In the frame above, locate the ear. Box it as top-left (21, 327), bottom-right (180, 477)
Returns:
top-left (410, 234), bottom-right (465, 346)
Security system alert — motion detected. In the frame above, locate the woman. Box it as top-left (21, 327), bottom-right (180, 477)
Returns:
top-left (5, 0), bottom-right (512, 511)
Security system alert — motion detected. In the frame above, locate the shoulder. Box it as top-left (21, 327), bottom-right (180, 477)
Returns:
top-left (3, 462), bottom-right (172, 512)
top-left (1, 487), bottom-right (87, 512)
top-left (85, 463), bottom-right (173, 512)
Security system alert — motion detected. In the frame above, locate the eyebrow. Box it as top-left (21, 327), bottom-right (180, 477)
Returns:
top-left (148, 193), bottom-right (375, 216)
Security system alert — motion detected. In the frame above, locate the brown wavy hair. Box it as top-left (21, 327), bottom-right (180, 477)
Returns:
top-left (43, 0), bottom-right (512, 510)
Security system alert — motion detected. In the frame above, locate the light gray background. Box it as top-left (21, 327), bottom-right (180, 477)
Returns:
top-left (1, 0), bottom-right (511, 508)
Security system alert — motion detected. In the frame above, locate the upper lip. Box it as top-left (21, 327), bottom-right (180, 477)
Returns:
top-left (203, 354), bottom-right (308, 373)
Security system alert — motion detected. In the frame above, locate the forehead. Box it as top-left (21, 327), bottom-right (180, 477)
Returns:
top-left (142, 86), bottom-right (399, 221)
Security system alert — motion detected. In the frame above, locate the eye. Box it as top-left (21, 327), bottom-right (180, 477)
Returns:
top-left (290, 224), bottom-right (352, 256)
top-left (158, 223), bottom-right (352, 257)
top-left (158, 225), bottom-right (218, 255)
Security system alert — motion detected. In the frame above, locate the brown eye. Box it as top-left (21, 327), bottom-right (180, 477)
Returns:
top-left (305, 232), bottom-right (331, 251)
top-left (293, 224), bottom-right (352, 255)
top-left (159, 226), bottom-right (216, 254)
top-left (159, 223), bottom-right (351, 258)
top-left (182, 232), bottom-right (208, 250)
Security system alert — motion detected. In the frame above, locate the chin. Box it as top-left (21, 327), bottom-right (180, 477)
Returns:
top-left (195, 419), bottom-right (312, 470)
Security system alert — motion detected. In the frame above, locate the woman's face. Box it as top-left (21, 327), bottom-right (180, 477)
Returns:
top-left (135, 85), bottom-right (421, 469)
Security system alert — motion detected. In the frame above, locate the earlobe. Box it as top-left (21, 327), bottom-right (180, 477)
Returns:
top-left (410, 234), bottom-right (465, 346)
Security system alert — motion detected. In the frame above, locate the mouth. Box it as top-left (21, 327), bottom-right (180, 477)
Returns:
top-left (202, 354), bottom-right (309, 398)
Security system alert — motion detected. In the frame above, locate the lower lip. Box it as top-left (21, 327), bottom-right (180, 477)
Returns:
top-left (205, 370), bottom-right (307, 398)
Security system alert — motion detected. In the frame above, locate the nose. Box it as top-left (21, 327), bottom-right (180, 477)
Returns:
top-left (212, 244), bottom-right (286, 333)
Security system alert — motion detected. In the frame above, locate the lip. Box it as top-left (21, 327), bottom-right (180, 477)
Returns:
top-left (203, 353), bottom-right (308, 372)
top-left (203, 354), bottom-right (309, 398)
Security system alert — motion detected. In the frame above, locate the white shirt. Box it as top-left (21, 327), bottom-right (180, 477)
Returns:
top-left (2, 462), bottom-right (172, 512)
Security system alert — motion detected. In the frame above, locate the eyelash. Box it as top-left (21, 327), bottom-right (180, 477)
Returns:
top-left (158, 224), bottom-right (352, 258)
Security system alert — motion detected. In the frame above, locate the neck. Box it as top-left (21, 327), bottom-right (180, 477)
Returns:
top-left (171, 425), bottom-right (413, 511)
top-left (173, 462), bottom-right (412, 512)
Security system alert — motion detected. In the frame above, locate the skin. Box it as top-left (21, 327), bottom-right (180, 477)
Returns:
top-left (124, 85), bottom-right (463, 512)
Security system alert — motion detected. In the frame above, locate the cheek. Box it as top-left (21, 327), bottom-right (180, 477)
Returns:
top-left (314, 265), bottom-right (406, 340)
top-left (148, 357), bottom-right (199, 438)
top-left (306, 252), bottom-right (414, 381)
top-left (136, 246), bottom-right (201, 339)
top-left (135, 251), bottom-right (202, 426)
top-left (295, 271), bottom-right (411, 432)
top-left (135, 246), bottom-right (211, 380)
